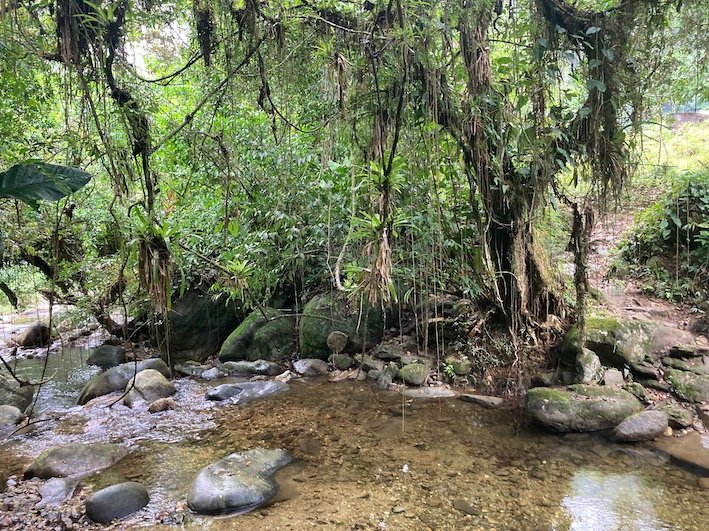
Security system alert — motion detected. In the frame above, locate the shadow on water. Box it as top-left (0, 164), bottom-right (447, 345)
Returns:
top-left (2, 371), bottom-right (709, 530)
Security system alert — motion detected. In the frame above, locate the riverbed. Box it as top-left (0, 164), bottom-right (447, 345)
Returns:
top-left (1, 352), bottom-right (708, 530)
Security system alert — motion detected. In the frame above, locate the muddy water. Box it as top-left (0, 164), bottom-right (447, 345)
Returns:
top-left (2, 357), bottom-right (709, 530)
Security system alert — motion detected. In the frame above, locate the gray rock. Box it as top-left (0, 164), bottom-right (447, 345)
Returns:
top-left (25, 443), bottom-right (128, 479)
top-left (187, 448), bottom-right (292, 515)
top-left (77, 358), bottom-right (170, 405)
top-left (0, 404), bottom-right (23, 426)
top-left (0, 369), bottom-right (34, 412)
top-left (655, 399), bottom-right (694, 429)
top-left (375, 371), bottom-right (392, 390)
top-left (603, 369), bottom-right (625, 387)
top-left (614, 410), bottom-right (669, 442)
top-left (222, 360), bottom-right (283, 376)
top-left (36, 478), bottom-right (78, 509)
top-left (86, 482), bottom-right (149, 524)
top-left (173, 362), bottom-right (208, 377)
top-left (531, 371), bottom-right (556, 387)
top-left (459, 394), bottom-right (503, 408)
top-left (201, 367), bottom-right (221, 380)
top-left (403, 387), bottom-right (457, 399)
top-left (354, 354), bottom-right (385, 372)
top-left (669, 344), bottom-right (708, 359)
top-left (124, 368), bottom-right (176, 408)
top-left (575, 348), bottom-right (603, 384)
top-left (372, 342), bottom-right (404, 361)
top-left (206, 381), bottom-right (289, 404)
top-left (525, 385), bottom-right (642, 432)
top-left (12, 322), bottom-right (50, 347)
top-left (293, 359), bottom-right (329, 376)
top-left (398, 363), bottom-right (429, 386)
top-left (86, 345), bottom-right (125, 369)
top-left (148, 397), bottom-right (176, 413)
top-left (219, 308), bottom-right (295, 363)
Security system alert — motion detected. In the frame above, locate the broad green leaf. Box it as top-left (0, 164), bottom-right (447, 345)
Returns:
top-left (586, 79), bottom-right (607, 93)
top-left (0, 162), bottom-right (91, 205)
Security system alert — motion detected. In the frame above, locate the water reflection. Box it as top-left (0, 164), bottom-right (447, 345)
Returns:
top-left (561, 470), bottom-right (670, 531)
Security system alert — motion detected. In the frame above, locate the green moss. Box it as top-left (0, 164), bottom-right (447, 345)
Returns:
top-left (219, 308), bottom-right (294, 362)
top-left (527, 387), bottom-right (572, 403)
top-left (665, 369), bottom-right (701, 402)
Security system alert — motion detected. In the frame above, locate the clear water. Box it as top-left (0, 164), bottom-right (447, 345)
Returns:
top-left (1, 358), bottom-right (708, 530)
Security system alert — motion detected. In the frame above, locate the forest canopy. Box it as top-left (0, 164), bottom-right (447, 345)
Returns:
top-left (0, 0), bottom-right (706, 344)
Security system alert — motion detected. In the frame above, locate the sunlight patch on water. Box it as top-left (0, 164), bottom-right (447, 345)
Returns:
top-left (560, 470), bottom-right (670, 531)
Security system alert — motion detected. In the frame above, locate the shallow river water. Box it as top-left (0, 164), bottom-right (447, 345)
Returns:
top-left (1, 352), bottom-right (708, 530)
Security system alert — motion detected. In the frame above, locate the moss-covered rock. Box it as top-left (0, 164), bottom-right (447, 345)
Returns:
top-left (575, 348), bottom-right (603, 384)
top-left (298, 293), bottom-right (384, 360)
top-left (665, 369), bottom-right (709, 403)
top-left (156, 289), bottom-right (240, 364)
top-left (218, 308), bottom-right (295, 362)
top-left (561, 317), bottom-right (656, 373)
top-left (398, 363), bottom-right (429, 386)
top-left (444, 356), bottom-right (471, 376)
top-left (525, 384), bottom-right (642, 432)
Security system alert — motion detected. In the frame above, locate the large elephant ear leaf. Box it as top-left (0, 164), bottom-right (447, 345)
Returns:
top-left (0, 162), bottom-right (91, 206)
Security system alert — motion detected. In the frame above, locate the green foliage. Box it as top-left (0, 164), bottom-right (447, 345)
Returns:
top-left (615, 170), bottom-right (709, 304)
top-left (0, 162), bottom-right (91, 207)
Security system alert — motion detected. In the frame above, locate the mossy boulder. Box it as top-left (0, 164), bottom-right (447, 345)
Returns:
top-left (299, 293), bottom-right (384, 360)
top-left (398, 363), bottom-right (429, 386)
top-left (218, 308), bottom-right (295, 362)
top-left (665, 369), bottom-right (709, 403)
top-left (155, 289), bottom-right (240, 364)
top-left (526, 385), bottom-right (642, 432)
top-left (561, 317), bottom-right (656, 373)
top-left (444, 356), bottom-right (471, 376)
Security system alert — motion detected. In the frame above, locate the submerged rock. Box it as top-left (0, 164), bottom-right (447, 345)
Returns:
top-left (525, 385), bottom-right (642, 432)
top-left (187, 448), bottom-right (292, 515)
top-left (222, 360), bottom-right (283, 376)
top-left (218, 308), bottom-right (295, 363)
top-left (86, 482), bottom-right (149, 524)
top-left (123, 368), bottom-right (176, 408)
top-left (459, 394), bottom-right (504, 408)
top-left (206, 381), bottom-right (289, 404)
top-left (293, 359), bottom-right (329, 376)
top-left (614, 410), bottom-right (668, 442)
top-left (25, 443), bottom-right (128, 479)
top-left (403, 387), bottom-right (457, 399)
top-left (77, 358), bottom-right (170, 405)
top-left (86, 344), bottom-right (125, 369)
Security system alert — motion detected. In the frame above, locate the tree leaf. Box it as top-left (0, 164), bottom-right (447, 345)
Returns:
top-left (0, 162), bottom-right (91, 204)
top-left (586, 79), bottom-right (607, 93)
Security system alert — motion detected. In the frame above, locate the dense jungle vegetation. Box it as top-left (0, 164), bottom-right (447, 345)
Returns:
top-left (0, 0), bottom-right (707, 370)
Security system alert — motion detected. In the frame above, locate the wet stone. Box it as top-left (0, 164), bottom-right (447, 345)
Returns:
top-left (293, 359), bottom-right (329, 376)
top-left (206, 381), bottom-right (289, 404)
top-left (25, 443), bottom-right (129, 479)
top-left (222, 360), bottom-right (283, 377)
top-left (614, 410), bottom-right (668, 442)
top-left (86, 481), bottom-right (149, 524)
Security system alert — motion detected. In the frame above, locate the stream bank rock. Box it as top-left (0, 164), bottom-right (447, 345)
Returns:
top-left (0, 404), bottom-right (23, 427)
top-left (187, 448), bottom-right (292, 515)
top-left (86, 482), bottom-right (149, 523)
top-left (614, 410), bottom-right (668, 442)
top-left (526, 385), bottom-right (642, 432)
top-left (86, 344), bottom-right (125, 369)
top-left (665, 368), bottom-right (709, 402)
top-left (155, 289), bottom-right (240, 364)
top-left (222, 360), bottom-right (283, 376)
top-left (206, 381), bottom-right (289, 404)
top-left (299, 293), bottom-right (384, 360)
top-left (219, 308), bottom-right (295, 362)
top-left (0, 370), bottom-right (34, 413)
top-left (398, 362), bottom-right (429, 386)
top-left (575, 348), bottom-right (603, 384)
top-left (77, 358), bottom-right (170, 405)
top-left (123, 369), bottom-right (176, 408)
top-left (25, 443), bottom-right (128, 479)
top-left (293, 359), bottom-right (329, 376)
top-left (12, 322), bottom-right (50, 347)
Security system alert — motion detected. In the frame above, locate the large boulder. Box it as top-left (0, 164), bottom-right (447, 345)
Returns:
top-left (614, 410), bottom-right (668, 442)
top-left (399, 363), bottom-right (429, 386)
top-left (665, 368), bottom-right (709, 403)
top-left (206, 381), bottom-right (289, 404)
top-left (0, 404), bottom-right (23, 427)
top-left (124, 369), bottom-right (176, 408)
top-left (0, 370), bottom-right (34, 412)
top-left (12, 322), bottom-right (50, 347)
top-left (87, 344), bottom-right (125, 370)
top-left (77, 358), bottom-right (170, 405)
top-left (218, 308), bottom-right (295, 362)
top-left (25, 443), bottom-right (128, 479)
top-left (86, 482), bottom-right (149, 523)
top-left (526, 385), bottom-right (642, 432)
top-left (187, 448), bottom-right (292, 515)
top-left (561, 317), bottom-right (656, 373)
top-left (299, 292), bottom-right (384, 360)
top-left (155, 289), bottom-right (240, 364)
top-left (222, 360), bottom-right (283, 377)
